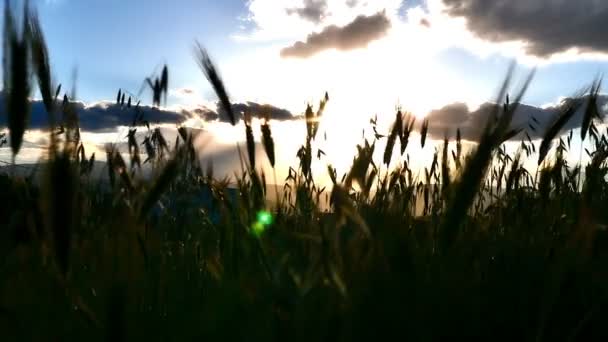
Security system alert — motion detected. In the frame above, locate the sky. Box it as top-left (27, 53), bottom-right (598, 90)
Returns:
top-left (2, 0), bottom-right (608, 182)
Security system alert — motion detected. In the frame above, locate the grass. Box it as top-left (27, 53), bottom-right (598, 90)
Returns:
top-left (1, 3), bottom-right (608, 341)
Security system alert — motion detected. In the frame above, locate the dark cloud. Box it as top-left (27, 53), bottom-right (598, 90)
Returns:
top-left (39, 101), bottom-right (189, 132)
top-left (0, 94), bottom-right (298, 133)
top-left (190, 107), bottom-right (219, 122)
top-left (217, 101), bottom-right (296, 123)
top-left (0, 99), bottom-right (189, 133)
top-left (286, 0), bottom-right (328, 24)
top-left (442, 0), bottom-right (608, 57)
top-left (425, 95), bottom-right (608, 142)
top-left (281, 11), bottom-right (391, 58)
top-left (76, 103), bottom-right (190, 132)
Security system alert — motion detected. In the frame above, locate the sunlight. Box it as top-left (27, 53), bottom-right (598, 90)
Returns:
top-left (221, 19), bottom-right (481, 131)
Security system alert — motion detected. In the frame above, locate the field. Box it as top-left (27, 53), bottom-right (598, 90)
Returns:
top-left (2, 6), bottom-right (608, 341)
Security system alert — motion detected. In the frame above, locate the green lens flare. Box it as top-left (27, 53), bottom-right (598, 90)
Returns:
top-left (252, 222), bottom-right (265, 237)
top-left (257, 211), bottom-right (273, 226)
top-left (252, 211), bottom-right (274, 236)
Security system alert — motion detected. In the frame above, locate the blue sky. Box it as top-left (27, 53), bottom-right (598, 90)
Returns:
top-left (32, 0), bottom-right (249, 103)
top-left (2, 0), bottom-right (608, 179)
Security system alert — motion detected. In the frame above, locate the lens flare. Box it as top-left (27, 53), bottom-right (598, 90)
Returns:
top-left (257, 211), bottom-right (273, 226)
top-left (252, 210), bottom-right (274, 237)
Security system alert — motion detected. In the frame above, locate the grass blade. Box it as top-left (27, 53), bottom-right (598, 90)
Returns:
top-left (194, 42), bottom-right (235, 125)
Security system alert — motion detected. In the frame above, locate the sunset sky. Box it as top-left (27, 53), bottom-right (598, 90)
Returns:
top-left (2, 0), bottom-right (608, 180)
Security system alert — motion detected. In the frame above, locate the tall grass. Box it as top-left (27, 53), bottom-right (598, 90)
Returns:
top-left (1, 4), bottom-right (608, 340)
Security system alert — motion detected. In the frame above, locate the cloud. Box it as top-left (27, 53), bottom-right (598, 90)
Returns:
top-left (286, 0), bottom-right (328, 24)
top-left (12, 100), bottom-right (191, 133)
top-left (441, 0), bottom-right (608, 57)
top-left (425, 95), bottom-right (608, 142)
top-left (217, 101), bottom-right (297, 123)
top-left (346, 0), bottom-right (359, 8)
top-left (280, 11), bottom-right (391, 58)
top-left (170, 87), bottom-right (195, 97)
top-left (0, 94), bottom-right (300, 133)
top-left (78, 103), bottom-right (192, 132)
top-left (419, 18), bottom-right (431, 28)
top-left (239, 0), bottom-right (401, 42)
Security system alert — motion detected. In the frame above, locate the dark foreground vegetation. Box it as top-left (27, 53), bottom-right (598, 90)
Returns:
top-left (2, 4), bottom-right (608, 341)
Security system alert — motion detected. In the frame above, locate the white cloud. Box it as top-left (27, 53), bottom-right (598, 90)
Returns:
top-left (235, 0), bottom-right (403, 42)
top-left (169, 87), bottom-right (203, 105)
